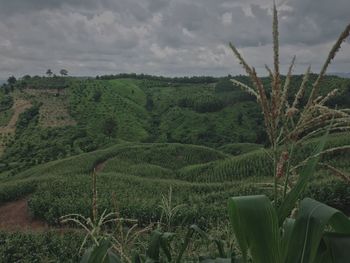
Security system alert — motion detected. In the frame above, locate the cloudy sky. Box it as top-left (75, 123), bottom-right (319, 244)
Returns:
top-left (0, 0), bottom-right (349, 78)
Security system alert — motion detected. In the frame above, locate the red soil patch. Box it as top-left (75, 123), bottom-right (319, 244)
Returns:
top-left (0, 197), bottom-right (48, 231)
top-left (0, 162), bottom-right (106, 232)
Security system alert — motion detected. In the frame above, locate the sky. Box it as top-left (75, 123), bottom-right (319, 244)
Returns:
top-left (0, 0), bottom-right (349, 78)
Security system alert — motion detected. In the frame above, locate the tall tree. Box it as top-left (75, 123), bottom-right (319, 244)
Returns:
top-left (46, 69), bottom-right (53, 77)
top-left (7, 76), bottom-right (16, 86)
top-left (102, 116), bottom-right (118, 138)
top-left (59, 69), bottom-right (68, 76)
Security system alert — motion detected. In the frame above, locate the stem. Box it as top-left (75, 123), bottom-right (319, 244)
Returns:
top-left (92, 169), bottom-right (98, 224)
top-left (283, 143), bottom-right (295, 199)
top-left (273, 143), bottom-right (278, 207)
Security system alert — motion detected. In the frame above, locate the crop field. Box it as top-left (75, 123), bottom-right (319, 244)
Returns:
top-left (0, 131), bottom-right (347, 229)
top-left (0, 76), bottom-right (349, 224)
top-left (1, 0), bottom-right (350, 260)
top-left (0, 74), bottom-right (349, 261)
top-left (24, 88), bottom-right (76, 128)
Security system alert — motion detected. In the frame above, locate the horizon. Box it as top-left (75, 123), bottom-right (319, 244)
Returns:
top-left (1, 71), bottom-right (350, 81)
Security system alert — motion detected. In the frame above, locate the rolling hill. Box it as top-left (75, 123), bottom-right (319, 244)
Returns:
top-left (0, 73), bottom-right (349, 226)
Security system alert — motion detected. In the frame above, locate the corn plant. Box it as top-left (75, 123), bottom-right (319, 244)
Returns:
top-left (60, 171), bottom-right (139, 263)
top-left (225, 2), bottom-right (350, 263)
top-left (159, 186), bottom-right (186, 231)
top-left (230, 3), bottom-right (350, 205)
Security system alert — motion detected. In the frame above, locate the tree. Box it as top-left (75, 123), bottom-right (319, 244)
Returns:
top-left (93, 90), bottom-right (102, 102)
top-left (7, 76), bottom-right (16, 86)
top-left (102, 116), bottom-right (117, 138)
top-left (60, 69), bottom-right (68, 76)
top-left (46, 69), bottom-right (53, 77)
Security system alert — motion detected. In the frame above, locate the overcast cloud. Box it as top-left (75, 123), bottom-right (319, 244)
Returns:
top-left (0, 0), bottom-right (349, 78)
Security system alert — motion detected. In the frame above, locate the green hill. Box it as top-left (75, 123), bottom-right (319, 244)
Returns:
top-left (0, 74), bottom-right (349, 227)
top-left (0, 132), bottom-right (348, 226)
top-left (1, 73), bottom-right (349, 171)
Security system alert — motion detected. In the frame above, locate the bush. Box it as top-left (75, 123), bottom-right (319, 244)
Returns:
top-left (0, 231), bottom-right (83, 262)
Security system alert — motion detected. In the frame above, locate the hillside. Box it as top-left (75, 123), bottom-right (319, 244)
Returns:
top-left (0, 74), bottom-right (349, 225)
top-left (0, 133), bottom-right (348, 227)
top-left (0, 74), bottom-right (349, 172)
top-left (0, 73), bottom-right (349, 262)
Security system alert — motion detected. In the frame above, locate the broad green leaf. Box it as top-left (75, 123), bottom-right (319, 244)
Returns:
top-left (146, 230), bottom-right (174, 262)
top-left (285, 198), bottom-right (350, 263)
top-left (281, 218), bottom-right (295, 262)
top-left (146, 231), bottom-right (162, 261)
top-left (228, 195), bottom-right (280, 263)
top-left (322, 233), bottom-right (350, 263)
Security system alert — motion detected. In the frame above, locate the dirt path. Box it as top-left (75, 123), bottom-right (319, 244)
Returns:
top-left (0, 197), bottom-right (48, 231)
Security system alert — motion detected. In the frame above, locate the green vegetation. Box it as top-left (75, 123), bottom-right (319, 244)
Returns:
top-left (0, 11), bottom-right (349, 261)
top-left (0, 231), bottom-right (83, 262)
top-left (0, 132), bottom-right (346, 229)
top-left (0, 72), bottom-right (349, 169)
top-left (0, 73), bottom-right (349, 261)
top-left (0, 108), bottom-right (13, 127)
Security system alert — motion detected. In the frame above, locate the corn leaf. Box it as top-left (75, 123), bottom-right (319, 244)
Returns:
top-left (228, 195), bottom-right (280, 263)
top-left (285, 198), bottom-right (350, 263)
top-left (321, 233), bottom-right (350, 263)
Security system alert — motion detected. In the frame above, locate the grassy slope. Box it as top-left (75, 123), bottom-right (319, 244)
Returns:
top-left (2, 74), bottom-right (349, 168)
top-left (0, 75), bottom-right (349, 226)
top-left (0, 132), bottom-right (348, 226)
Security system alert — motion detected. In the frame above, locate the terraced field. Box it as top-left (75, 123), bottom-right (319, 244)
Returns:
top-left (1, 132), bottom-right (348, 227)
top-left (24, 89), bottom-right (76, 127)
top-left (0, 75), bottom-right (349, 261)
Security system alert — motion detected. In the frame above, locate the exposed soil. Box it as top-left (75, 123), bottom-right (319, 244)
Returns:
top-left (0, 197), bottom-right (48, 231)
top-left (0, 161), bottom-right (107, 232)
top-left (95, 160), bottom-right (106, 173)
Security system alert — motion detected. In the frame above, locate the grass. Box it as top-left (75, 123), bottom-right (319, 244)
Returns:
top-left (0, 108), bottom-right (13, 127)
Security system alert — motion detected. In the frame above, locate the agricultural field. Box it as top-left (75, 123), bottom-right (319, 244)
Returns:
top-left (23, 88), bottom-right (76, 128)
top-left (0, 0), bottom-right (349, 259)
top-left (0, 74), bottom-right (349, 261)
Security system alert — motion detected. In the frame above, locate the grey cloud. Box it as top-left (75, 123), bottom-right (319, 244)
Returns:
top-left (0, 0), bottom-right (349, 78)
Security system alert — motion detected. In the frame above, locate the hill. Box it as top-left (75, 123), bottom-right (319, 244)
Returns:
top-left (0, 132), bottom-right (348, 226)
top-left (0, 74), bottom-right (349, 222)
top-left (0, 73), bottom-right (349, 261)
top-left (0, 73), bottom-right (349, 172)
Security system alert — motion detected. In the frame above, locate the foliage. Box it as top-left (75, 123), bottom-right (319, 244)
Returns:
top-left (0, 94), bottom-right (13, 111)
top-left (0, 108), bottom-right (13, 127)
top-left (0, 231), bottom-right (83, 262)
top-left (102, 116), bottom-right (118, 138)
top-left (228, 196), bottom-right (350, 263)
top-left (225, 3), bottom-right (350, 263)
